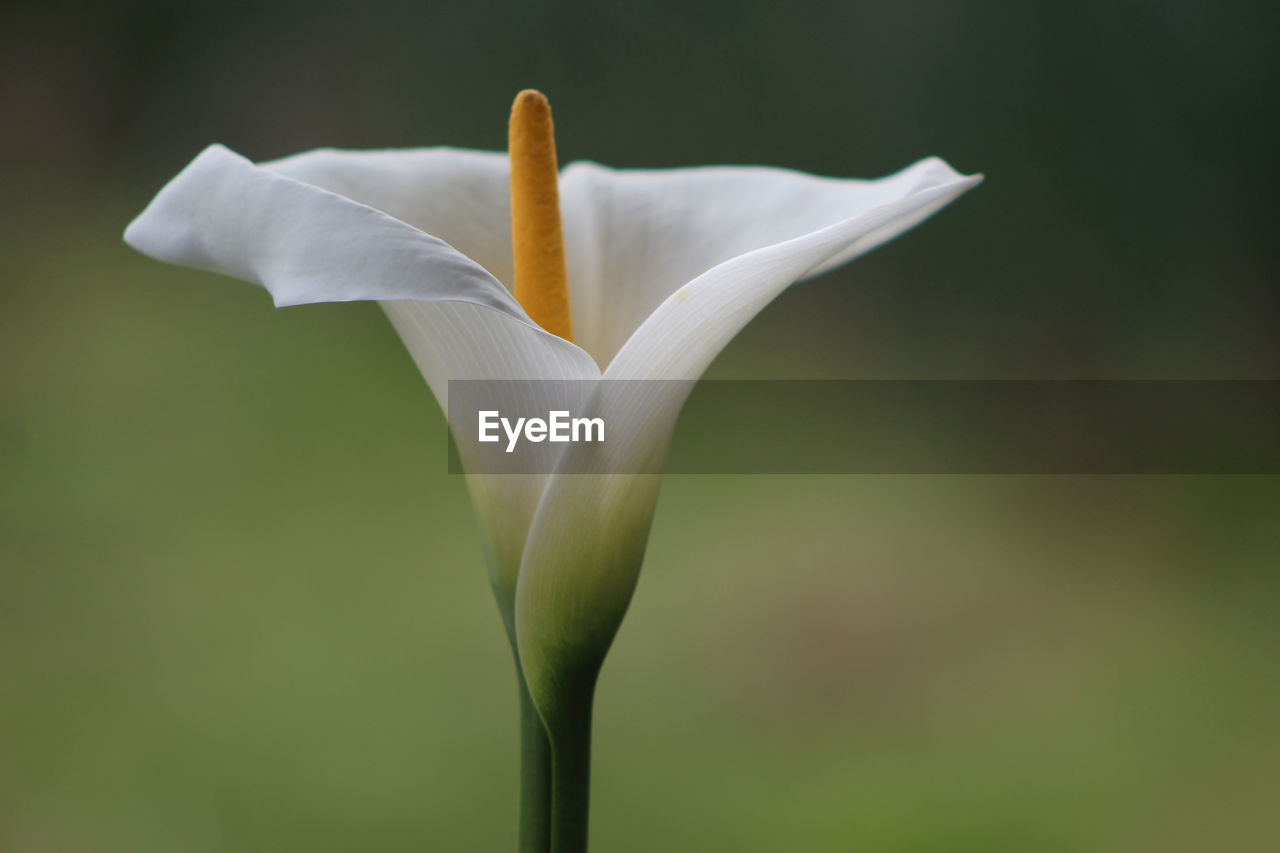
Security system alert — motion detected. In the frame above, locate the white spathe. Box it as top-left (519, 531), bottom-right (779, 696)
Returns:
top-left (125, 143), bottom-right (981, 725)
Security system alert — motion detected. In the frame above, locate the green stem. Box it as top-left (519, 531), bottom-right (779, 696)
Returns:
top-left (517, 667), bottom-right (553, 853)
top-left (548, 673), bottom-right (598, 853)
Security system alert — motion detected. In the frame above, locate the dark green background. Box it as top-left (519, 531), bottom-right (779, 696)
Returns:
top-left (2, 1), bottom-right (1277, 850)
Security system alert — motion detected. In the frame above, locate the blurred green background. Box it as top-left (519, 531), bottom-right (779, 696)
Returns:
top-left (2, 1), bottom-right (1278, 850)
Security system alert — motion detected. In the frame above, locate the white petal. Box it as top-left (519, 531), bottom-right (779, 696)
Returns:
top-left (381, 300), bottom-right (599, 625)
top-left (125, 143), bottom-right (602, 625)
top-left (516, 165), bottom-right (981, 720)
top-left (558, 156), bottom-right (975, 366)
top-left (125, 144), bottom-right (519, 313)
top-left (264, 147), bottom-right (515, 289)
top-left (606, 162), bottom-right (982, 382)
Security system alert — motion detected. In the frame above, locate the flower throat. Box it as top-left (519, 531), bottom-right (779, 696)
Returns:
top-left (509, 90), bottom-right (574, 342)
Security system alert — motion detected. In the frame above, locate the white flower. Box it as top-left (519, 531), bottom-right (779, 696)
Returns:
top-left (124, 140), bottom-right (980, 730)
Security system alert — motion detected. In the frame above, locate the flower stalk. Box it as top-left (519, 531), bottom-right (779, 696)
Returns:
top-left (547, 672), bottom-right (597, 853)
top-left (517, 668), bottom-right (553, 853)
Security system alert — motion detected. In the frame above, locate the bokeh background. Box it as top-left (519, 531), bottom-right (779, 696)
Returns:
top-left (2, 1), bottom-right (1278, 850)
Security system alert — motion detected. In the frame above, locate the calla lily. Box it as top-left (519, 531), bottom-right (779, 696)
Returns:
top-left (125, 94), bottom-right (980, 850)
